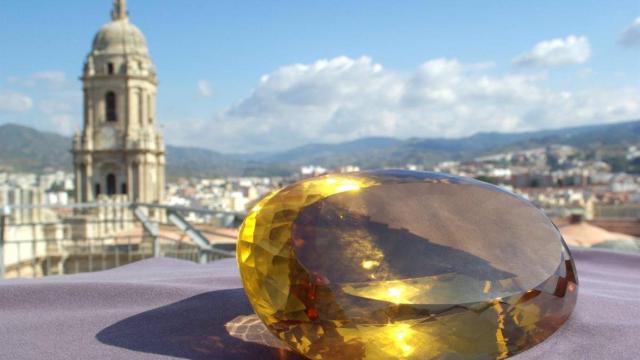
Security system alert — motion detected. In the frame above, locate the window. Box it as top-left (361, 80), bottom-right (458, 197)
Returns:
top-left (106, 92), bottom-right (117, 122)
top-left (107, 62), bottom-right (115, 75)
top-left (106, 174), bottom-right (117, 195)
top-left (94, 183), bottom-right (101, 197)
top-left (121, 182), bottom-right (128, 195)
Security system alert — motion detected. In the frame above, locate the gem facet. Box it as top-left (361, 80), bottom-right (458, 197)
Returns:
top-left (237, 170), bottom-right (578, 360)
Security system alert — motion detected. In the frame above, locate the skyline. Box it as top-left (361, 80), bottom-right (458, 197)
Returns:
top-left (0, 0), bottom-right (639, 153)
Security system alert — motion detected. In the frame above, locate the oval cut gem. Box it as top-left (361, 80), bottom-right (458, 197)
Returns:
top-left (237, 170), bottom-right (578, 360)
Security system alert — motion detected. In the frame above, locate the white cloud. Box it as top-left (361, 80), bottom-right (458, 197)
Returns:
top-left (0, 90), bottom-right (34, 112)
top-left (167, 55), bottom-right (640, 152)
top-left (513, 35), bottom-right (591, 67)
top-left (40, 100), bottom-right (77, 135)
top-left (197, 80), bottom-right (213, 97)
top-left (50, 114), bottom-right (74, 135)
top-left (8, 71), bottom-right (67, 87)
top-left (619, 17), bottom-right (640, 47)
top-left (39, 99), bottom-right (73, 115)
top-left (1, 70), bottom-right (80, 136)
top-left (32, 71), bottom-right (66, 85)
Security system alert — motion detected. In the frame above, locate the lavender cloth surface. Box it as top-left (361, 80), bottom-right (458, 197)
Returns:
top-left (0, 248), bottom-right (638, 360)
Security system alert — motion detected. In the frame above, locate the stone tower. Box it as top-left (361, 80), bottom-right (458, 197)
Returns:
top-left (73, 0), bottom-right (165, 204)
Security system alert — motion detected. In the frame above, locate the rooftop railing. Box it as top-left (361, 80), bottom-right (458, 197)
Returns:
top-left (0, 202), bottom-right (241, 279)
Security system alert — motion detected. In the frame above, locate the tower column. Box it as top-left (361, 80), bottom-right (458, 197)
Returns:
top-left (141, 155), bottom-right (147, 203)
top-left (85, 158), bottom-right (94, 202)
top-left (75, 162), bottom-right (82, 202)
top-left (126, 84), bottom-right (133, 136)
top-left (150, 93), bottom-right (156, 123)
top-left (83, 89), bottom-right (88, 128)
top-left (139, 88), bottom-right (146, 126)
top-left (86, 88), bottom-right (94, 130)
top-left (127, 159), bottom-right (134, 202)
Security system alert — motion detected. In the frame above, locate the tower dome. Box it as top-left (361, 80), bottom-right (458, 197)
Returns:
top-left (91, 19), bottom-right (149, 56)
top-left (83, 0), bottom-right (154, 77)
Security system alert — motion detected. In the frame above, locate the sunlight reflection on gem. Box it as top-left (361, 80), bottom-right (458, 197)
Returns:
top-left (388, 323), bottom-right (416, 357)
top-left (361, 260), bottom-right (380, 270)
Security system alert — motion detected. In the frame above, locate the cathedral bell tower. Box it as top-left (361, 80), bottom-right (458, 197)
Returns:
top-left (73, 0), bottom-right (165, 204)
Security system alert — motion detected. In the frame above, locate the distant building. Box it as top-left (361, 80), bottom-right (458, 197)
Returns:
top-left (301, 165), bottom-right (327, 177)
top-left (511, 171), bottom-right (553, 188)
top-left (73, 0), bottom-right (165, 204)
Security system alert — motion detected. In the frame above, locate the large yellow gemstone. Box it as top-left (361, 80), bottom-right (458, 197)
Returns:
top-left (237, 170), bottom-right (578, 360)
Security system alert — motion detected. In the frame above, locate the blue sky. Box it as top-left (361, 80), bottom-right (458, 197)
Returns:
top-left (0, 0), bottom-right (639, 152)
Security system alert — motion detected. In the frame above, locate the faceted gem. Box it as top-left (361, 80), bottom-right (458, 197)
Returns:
top-left (237, 170), bottom-right (578, 360)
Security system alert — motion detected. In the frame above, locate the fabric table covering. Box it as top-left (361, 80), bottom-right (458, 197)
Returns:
top-left (0, 248), bottom-right (638, 359)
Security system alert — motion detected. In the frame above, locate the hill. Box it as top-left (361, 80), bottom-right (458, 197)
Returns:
top-left (251, 120), bottom-right (640, 170)
top-left (0, 120), bottom-right (638, 177)
top-left (0, 124), bottom-right (72, 172)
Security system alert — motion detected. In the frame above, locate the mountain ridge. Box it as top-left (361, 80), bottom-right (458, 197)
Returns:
top-left (0, 120), bottom-right (638, 177)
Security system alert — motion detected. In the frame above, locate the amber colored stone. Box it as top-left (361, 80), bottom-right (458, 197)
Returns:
top-left (237, 170), bottom-right (578, 360)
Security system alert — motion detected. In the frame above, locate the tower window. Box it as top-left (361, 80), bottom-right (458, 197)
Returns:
top-left (107, 62), bottom-right (115, 75)
top-left (95, 183), bottom-right (101, 197)
top-left (106, 92), bottom-right (117, 122)
top-left (106, 174), bottom-right (117, 195)
top-left (121, 182), bottom-right (128, 195)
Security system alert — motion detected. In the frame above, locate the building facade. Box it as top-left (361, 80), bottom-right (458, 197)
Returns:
top-left (73, 0), bottom-right (165, 204)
